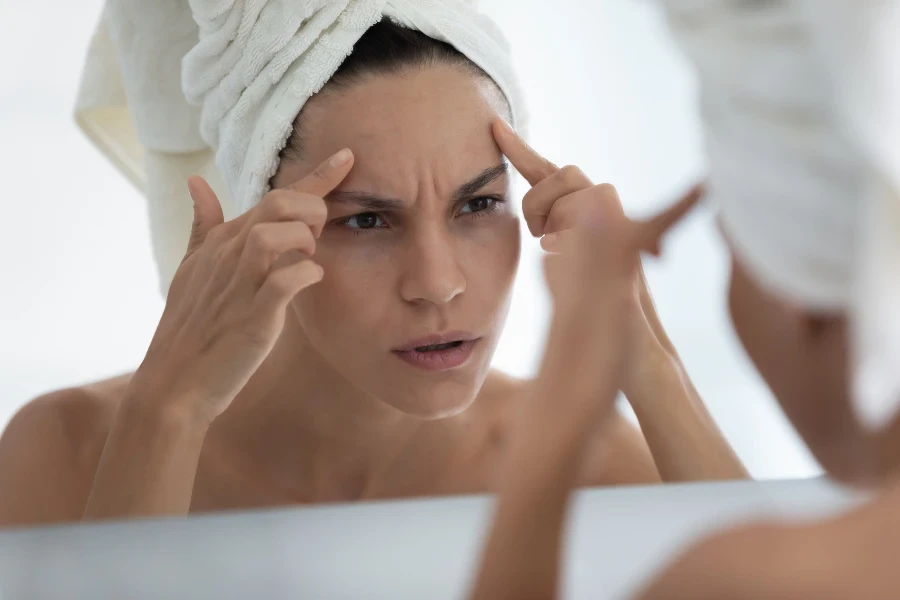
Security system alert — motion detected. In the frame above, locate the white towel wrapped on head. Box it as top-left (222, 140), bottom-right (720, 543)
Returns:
top-left (75, 0), bottom-right (524, 295)
top-left (662, 0), bottom-right (900, 432)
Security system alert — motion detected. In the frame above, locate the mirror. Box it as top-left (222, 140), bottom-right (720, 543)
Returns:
top-left (0, 0), bottom-right (822, 532)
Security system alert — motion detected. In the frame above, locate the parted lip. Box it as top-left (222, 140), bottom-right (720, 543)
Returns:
top-left (392, 331), bottom-right (479, 352)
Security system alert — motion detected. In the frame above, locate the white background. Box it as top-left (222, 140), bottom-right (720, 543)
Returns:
top-left (0, 0), bottom-right (820, 479)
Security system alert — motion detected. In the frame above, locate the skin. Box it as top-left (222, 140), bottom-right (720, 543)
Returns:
top-left (0, 65), bottom-right (744, 527)
top-left (469, 163), bottom-right (900, 598)
top-left (634, 258), bottom-right (900, 599)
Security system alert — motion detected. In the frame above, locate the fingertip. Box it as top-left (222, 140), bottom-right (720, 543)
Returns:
top-left (493, 117), bottom-right (514, 136)
top-left (186, 175), bottom-right (203, 198)
top-left (328, 148), bottom-right (353, 169)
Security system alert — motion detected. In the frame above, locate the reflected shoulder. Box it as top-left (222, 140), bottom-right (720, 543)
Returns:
top-left (0, 374), bottom-right (132, 527)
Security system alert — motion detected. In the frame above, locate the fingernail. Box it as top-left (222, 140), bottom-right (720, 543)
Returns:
top-left (329, 149), bottom-right (352, 168)
top-left (499, 118), bottom-right (515, 134)
top-left (542, 232), bottom-right (560, 248)
top-left (316, 264), bottom-right (325, 278)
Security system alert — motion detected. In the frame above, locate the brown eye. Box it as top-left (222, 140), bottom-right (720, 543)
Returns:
top-left (345, 212), bottom-right (384, 229)
top-left (460, 197), bottom-right (497, 215)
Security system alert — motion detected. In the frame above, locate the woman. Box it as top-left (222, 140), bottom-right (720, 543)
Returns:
top-left (0, 6), bottom-right (744, 526)
top-left (470, 1), bottom-right (900, 598)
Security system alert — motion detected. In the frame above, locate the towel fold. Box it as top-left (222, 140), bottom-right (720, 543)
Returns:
top-left (662, 0), bottom-right (900, 431)
top-left (75, 0), bottom-right (524, 296)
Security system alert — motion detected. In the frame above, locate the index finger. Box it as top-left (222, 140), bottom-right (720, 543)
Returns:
top-left (632, 182), bottom-right (705, 255)
top-left (289, 148), bottom-right (355, 197)
top-left (492, 119), bottom-right (558, 186)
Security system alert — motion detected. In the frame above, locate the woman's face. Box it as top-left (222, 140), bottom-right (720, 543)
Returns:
top-left (271, 65), bottom-right (520, 419)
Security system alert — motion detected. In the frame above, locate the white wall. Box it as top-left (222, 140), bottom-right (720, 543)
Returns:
top-left (0, 0), bottom-right (820, 479)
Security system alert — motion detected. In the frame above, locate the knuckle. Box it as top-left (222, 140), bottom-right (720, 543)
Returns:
top-left (246, 225), bottom-right (272, 253)
top-left (262, 192), bottom-right (293, 220)
top-left (204, 224), bottom-right (229, 245)
top-left (594, 182), bottom-right (618, 197)
top-left (559, 165), bottom-right (586, 187)
top-left (309, 197), bottom-right (328, 222)
top-left (290, 226), bottom-right (315, 255)
top-left (296, 193), bottom-right (327, 224)
top-left (267, 271), bottom-right (292, 296)
top-left (310, 163), bottom-right (330, 182)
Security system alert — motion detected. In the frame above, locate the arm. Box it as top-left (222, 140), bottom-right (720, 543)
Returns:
top-left (472, 123), bottom-right (706, 599)
top-left (626, 353), bottom-right (748, 482)
top-left (623, 267), bottom-right (749, 482)
top-left (472, 309), bottom-right (623, 600)
top-left (82, 389), bottom-right (209, 520)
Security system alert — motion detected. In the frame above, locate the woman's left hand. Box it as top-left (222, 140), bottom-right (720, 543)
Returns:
top-left (492, 119), bottom-right (684, 395)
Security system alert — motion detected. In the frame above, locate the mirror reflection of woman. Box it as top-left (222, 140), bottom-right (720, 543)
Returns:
top-left (0, 3), bottom-right (745, 527)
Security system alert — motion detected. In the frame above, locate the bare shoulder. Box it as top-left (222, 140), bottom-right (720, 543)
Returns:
top-left (481, 371), bottom-right (660, 486)
top-left (640, 489), bottom-right (900, 600)
top-left (0, 373), bottom-right (132, 527)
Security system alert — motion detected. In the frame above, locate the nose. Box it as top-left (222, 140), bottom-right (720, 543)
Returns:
top-left (399, 226), bottom-right (466, 305)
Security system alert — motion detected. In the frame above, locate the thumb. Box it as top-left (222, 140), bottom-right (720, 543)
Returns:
top-left (185, 176), bottom-right (225, 257)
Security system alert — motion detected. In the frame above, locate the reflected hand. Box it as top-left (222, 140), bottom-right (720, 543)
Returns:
top-left (129, 149), bottom-right (355, 424)
top-left (470, 125), bottom-right (700, 600)
top-left (491, 119), bottom-right (702, 395)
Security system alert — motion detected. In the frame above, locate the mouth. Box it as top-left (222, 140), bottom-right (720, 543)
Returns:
top-left (413, 340), bottom-right (465, 352)
top-left (392, 333), bottom-right (480, 372)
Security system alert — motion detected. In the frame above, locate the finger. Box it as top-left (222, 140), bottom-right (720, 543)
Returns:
top-left (521, 165), bottom-right (592, 236)
top-left (632, 183), bottom-right (705, 255)
top-left (255, 259), bottom-right (324, 316)
top-left (491, 119), bottom-right (558, 186)
top-left (290, 148), bottom-right (355, 198)
top-left (250, 190), bottom-right (329, 238)
top-left (539, 229), bottom-right (572, 253)
top-left (186, 176), bottom-right (226, 257)
top-left (237, 221), bottom-right (316, 284)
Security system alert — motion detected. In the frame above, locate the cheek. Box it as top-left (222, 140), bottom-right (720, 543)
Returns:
top-left (292, 246), bottom-right (394, 342)
top-left (465, 217), bottom-right (521, 299)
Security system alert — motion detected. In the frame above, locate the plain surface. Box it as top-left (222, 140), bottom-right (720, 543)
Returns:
top-left (0, 0), bottom-right (818, 478)
top-left (0, 478), bottom-right (864, 600)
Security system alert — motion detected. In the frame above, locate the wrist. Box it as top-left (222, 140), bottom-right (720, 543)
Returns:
top-left (622, 347), bottom-right (683, 404)
top-left (121, 381), bottom-right (215, 435)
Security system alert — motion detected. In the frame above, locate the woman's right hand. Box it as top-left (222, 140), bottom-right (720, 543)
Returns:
top-left (128, 148), bottom-right (355, 424)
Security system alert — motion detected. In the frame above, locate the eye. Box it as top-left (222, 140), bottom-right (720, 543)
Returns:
top-left (343, 212), bottom-right (385, 230)
top-left (459, 196), bottom-right (500, 215)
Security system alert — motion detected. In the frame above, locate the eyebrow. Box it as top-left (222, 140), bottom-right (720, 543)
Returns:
top-left (325, 163), bottom-right (509, 212)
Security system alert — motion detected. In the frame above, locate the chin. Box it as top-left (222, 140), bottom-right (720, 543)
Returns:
top-left (385, 383), bottom-right (481, 420)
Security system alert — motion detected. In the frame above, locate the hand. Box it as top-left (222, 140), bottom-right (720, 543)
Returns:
top-left (492, 119), bottom-right (702, 394)
top-left (128, 149), bottom-right (355, 424)
top-left (468, 129), bottom-right (700, 600)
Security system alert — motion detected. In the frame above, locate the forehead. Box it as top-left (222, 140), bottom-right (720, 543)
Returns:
top-left (295, 65), bottom-right (510, 194)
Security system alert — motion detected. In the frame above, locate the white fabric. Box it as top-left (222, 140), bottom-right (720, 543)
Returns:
top-left (75, 0), bottom-right (524, 296)
top-left (662, 0), bottom-right (900, 431)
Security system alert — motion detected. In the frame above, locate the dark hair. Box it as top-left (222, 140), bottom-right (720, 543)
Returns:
top-left (278, 18), bottom-right (501, 163)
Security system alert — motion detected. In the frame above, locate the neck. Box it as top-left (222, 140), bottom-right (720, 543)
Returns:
top-left (212, 314), bottom-right (423, 501)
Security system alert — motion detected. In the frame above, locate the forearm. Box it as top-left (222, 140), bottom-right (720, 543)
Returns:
top-left (470, 430), bottom-right (584, 600)
top-left (470, 317), bottom-right (621, 600)
top-left (627, 356), bottom-right (748, 482)
top-left (83, 394), bottom-right (209, 521)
